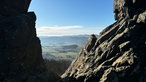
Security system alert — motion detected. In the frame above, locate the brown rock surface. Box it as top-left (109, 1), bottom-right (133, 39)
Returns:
top-left (0, 0), bottom-right (50, 82)
top-left (60, 0), bottom-right (146, 82)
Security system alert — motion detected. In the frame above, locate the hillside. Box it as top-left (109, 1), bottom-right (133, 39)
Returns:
top-left (40, 35), bottom-right (93, 60)
top-left (39, 35), bottom-right (91, 46)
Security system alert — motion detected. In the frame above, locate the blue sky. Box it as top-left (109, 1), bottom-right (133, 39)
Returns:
top-left (29, 0), bottom-right (115, 36)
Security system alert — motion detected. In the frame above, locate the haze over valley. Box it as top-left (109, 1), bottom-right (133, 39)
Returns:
top-left (39, 35), bottom-right (95, 60)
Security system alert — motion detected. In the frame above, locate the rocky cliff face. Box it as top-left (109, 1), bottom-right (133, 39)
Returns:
top-left (0, 0), bottom-right (49, 82)
top-left (60, 0), bottom-right (146, 82)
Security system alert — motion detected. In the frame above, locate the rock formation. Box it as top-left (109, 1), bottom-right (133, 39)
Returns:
top-left (60, 0), bottom-right (146, 82)
top-left (0, 0), bottom-right (50, 82)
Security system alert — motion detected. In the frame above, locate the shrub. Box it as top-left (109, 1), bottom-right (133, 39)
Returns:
top-left (44, 59), bottom-right (71, 76)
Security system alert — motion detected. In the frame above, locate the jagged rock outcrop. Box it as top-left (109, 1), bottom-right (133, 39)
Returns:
top-left (0, 0), bottom-right (50, 82)
top-left (60, 0), bottom-right (146, 82)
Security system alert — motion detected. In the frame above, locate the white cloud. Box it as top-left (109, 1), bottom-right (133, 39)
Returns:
top-left (36, 25), bottom-right (103, 36)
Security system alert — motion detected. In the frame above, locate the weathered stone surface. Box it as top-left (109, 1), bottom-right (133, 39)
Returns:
top-left (0, 0), bottom-right (31, 16)
top-left (114, 0), bottom-right (146, 20)
top-left (0, 0), bottom-right (49, 82)
top-left (60, 0), bottom-right (146, 82)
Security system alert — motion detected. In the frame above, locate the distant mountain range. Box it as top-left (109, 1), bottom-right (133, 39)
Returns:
top-left (39, 34), bottom-right (98, 60)
top-left (39, 35), bottom-right (96, 47)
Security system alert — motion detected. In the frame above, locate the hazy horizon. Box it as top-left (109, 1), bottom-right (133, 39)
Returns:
top-left (29, 0), bottom-right (115, 36)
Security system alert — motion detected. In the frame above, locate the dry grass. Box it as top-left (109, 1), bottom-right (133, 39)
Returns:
top-left (44, 59), bottom-right (71, 76)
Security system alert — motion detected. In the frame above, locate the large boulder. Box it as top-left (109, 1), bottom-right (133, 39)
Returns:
top-left (0, 0), bottom-right (49, 82)
top-left (60, 0), bottom-right (146, 82)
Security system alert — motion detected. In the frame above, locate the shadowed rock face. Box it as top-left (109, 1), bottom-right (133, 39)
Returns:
top-left (0, 0), bottom-right (50, 82)
top-left (60, 0), bottom-right (146, 82)
top-left (114, 0), bottom-right (146, 20)
top-left (0, 0), bottom-right (31, 16)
